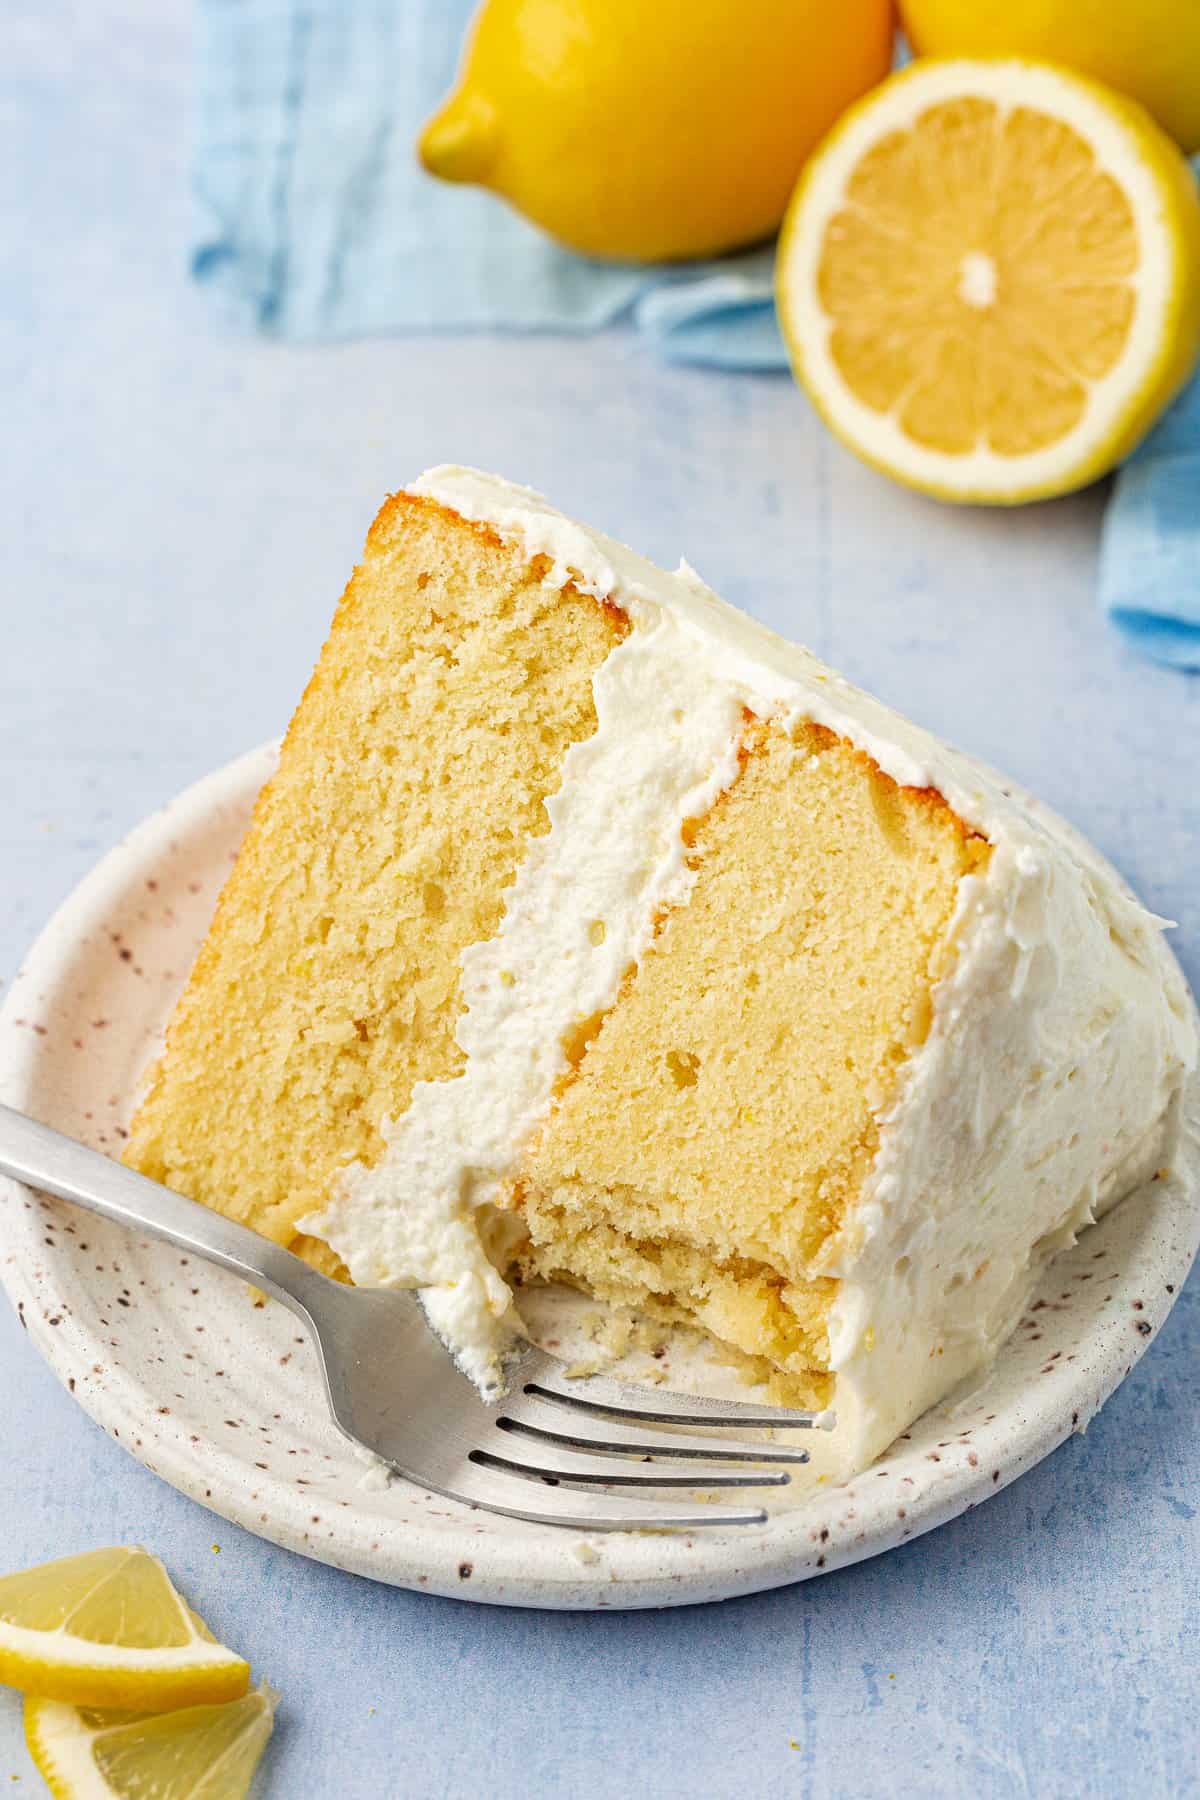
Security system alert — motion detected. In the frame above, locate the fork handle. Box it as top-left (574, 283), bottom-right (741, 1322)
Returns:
top-left (0, 1102), bottom-right (329, 1322)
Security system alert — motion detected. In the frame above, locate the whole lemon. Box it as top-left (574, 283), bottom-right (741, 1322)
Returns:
top-left (900, 0), bottom-right (1200, 151)
top-left (419, 0), bottom-right (894, 262)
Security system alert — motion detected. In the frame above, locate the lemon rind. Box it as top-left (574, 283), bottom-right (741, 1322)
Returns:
top-left (0, 1619), bottom-right (250, 1710)
top-left (26, 1697), bottom-right (113, 1800)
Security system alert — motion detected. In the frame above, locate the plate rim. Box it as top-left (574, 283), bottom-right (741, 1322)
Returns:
top-left (1, 744), bottom-right (1197, 1610)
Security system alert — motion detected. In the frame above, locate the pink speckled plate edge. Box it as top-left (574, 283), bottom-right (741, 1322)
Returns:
top-left (1, 744), bottom-right (1197, 1611)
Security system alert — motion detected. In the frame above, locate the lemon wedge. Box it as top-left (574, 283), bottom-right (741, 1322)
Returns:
top-left (777, 58), bottom-right (1200, 503)
top-left (24, 1687), bottom-right (276, 1800)
top-left (0, 1549), bottom-right (249, 1711)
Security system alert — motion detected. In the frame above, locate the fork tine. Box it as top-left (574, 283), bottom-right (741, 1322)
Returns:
top-left (306, 1285), bottom-right (816, 1529)
top-left (520, 1357), bottom-right (830, 1431)
top-left (495, 1410), bottom-right (809, 1465)
top-left (438, 1460), bottom-right (769, 1530)
top-left (470, 1443), bottom-right (790, 1491)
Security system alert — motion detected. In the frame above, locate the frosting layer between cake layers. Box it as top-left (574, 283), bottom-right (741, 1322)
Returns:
top-left (304, 466), bottom-right (1196, 1472)
top-left (306, 598), bottom-right (745, 1389)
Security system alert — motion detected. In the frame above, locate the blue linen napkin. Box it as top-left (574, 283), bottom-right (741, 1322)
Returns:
top-left (1098, 323), bottom-right (1200, 671)
top-left (192, 0), bottom-right (783, 366)
top-left (193, 5), bottom-right (1199, 666)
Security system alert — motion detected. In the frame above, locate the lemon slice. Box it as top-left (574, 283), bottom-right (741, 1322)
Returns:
top-left (0, 1549), bottom-right (249, 1711)
top-left (24, 1687), bottom-right (276, 1800)
top-left (777, 58), bottom-right (1200, 503)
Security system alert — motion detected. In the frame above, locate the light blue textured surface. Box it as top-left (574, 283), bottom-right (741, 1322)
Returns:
top-left (2, 6), bottom-right (1198, 1796)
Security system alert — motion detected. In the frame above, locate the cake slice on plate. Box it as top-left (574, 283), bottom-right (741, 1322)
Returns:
top-left (124, 468), bottom-right (1196, 1474)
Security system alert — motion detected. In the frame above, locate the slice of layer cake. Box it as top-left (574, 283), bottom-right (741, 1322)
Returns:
top-left (124, 467), bottom-right (1196, 1474)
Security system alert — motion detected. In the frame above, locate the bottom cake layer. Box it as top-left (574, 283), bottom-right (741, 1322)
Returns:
top-left (497, 713), bottom-right (986, 1409)
top-left (513, 1206), bottom-right (836, 1410)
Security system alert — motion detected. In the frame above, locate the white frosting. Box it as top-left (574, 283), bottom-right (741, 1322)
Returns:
top-left (306, 466), bottom-right (1197, 1469)
top-left (304, 594), bottom-right (744, 1389)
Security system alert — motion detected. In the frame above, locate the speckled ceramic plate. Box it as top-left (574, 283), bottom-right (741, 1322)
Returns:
top-left (2, 745), bottom-right (1197, 1610)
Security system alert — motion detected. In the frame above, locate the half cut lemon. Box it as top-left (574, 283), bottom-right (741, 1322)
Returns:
top-left (777, 58), bottom-right (1200, 502)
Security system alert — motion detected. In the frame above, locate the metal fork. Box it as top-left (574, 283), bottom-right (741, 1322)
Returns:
top-left (0, 1105), bottom-right (825, 1531)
